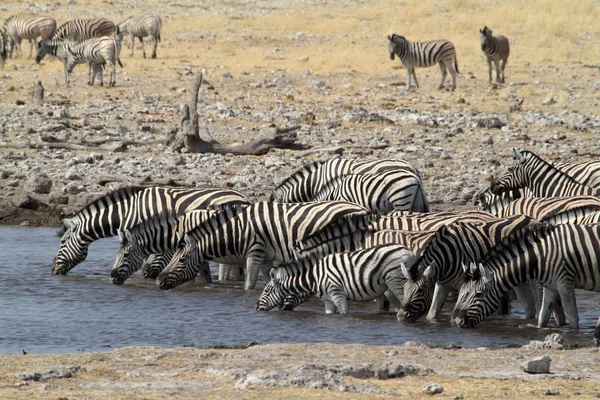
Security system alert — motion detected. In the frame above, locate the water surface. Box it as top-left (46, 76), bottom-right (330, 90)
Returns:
top-left (0, 226), bottom-right (598, 354)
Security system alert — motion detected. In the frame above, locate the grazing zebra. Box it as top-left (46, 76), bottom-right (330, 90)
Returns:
top-left (387, 33), bottom-right (459, 91)
top-left (271, 158), bottom-right (422, 203)
top-left (110, 209), bottom-right (231, 285)
top-left (116, 14), bottom-right (162, 59)
top-left (52, 186), bottom-right (251, 276)
top-left (496, 196), bottom-right (600, 223)
top-left (452, 223), bottom-right (600, 346)
top-left (479, 26), bottom-right (510, 83)
top-left (400, 215), bottom-right (539, 322)
top-left (3, 15), bottom-right (56, 58)
top-left (52, 18), bottom-right (115, 41)
top-left (256, 244), bottom-right (417, 315)
top-left (156, 201), bottom-right (370, 291)
top-left (35, 37), bottom-right (121, 87)
top-left (311, 170), bottom-right (428, 213)
top-left (491, 149), bottom-right (600, 198)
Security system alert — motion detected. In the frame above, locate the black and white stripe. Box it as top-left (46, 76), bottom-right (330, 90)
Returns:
top-left (35, 37), bottom-right (121, 87)
top-left (311, 169), bottom-right (428, 213)
top-left (0, 27), bottom-right (7, 67)
top-left (452, 223), bottom-right (600, 346)
top-left (400, 215), bottom-right (539, 322)
top-left (52, 186), bottom-right (251, 276)
top-left (156, 201), bottom-right (370, 290)
top-left (52, 18), bottom-right (115, 41)
top-left (116, 14), bottom-right (162, 59)
top-left (271, 158), bottom-right (421, 203)
top-left (497, 195), bottom-right (600, 223)
top-left (3, 15), bottom-right (56, 58)
top-left (491, 149), bottom-right (600, 198)
top-left (474, 187), bottom-right (531, 215)
top-left (479, 26), bottom-right (510, 83)
top-left (256, 244), bottom-right (417, 315)
top-left (387, 33), bottom-right (459, 91)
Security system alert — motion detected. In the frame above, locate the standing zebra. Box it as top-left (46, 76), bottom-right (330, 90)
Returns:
top-left (491, 149), bottom-right (600, 198)
top-left (116, 14), bottom-right (162, 59)
top-left (3, 15), bottom-right (56, 58)
top-left (52, 186), bottom-right (251, 276)
top-left (311, 170), bottom-right (428, 213)
top-left (400, 215), bottom-right (540, 322)
top-left (479, 26), bottom-right (510, 83)
top-left (36, 37), bottom-right (121, 87)
top-left (271, 158), bottom-right (421, 203)
top-left (256, 244), bottom-right (417, 315)
top-left (387, 33), bottom-right (459, 91)
top-left (156, 201), bottom-right (370, 291)
top-left (452, 223), bottom-right (600, 346)
top-left (52, 18), bottom-right (115, 41)
top-left (0, 27), bottom-right (7, 68)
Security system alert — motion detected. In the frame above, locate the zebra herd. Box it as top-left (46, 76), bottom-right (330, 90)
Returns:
top-left (51, 153), bottom-right (600, 345)
top-left (0, 14), bottom-right (162, 86)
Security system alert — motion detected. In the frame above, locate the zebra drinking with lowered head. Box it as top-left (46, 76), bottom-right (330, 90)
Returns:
top-left (480, 26), bottom-right (510, 83)
top-left (387, 33), bottom-right (459, 91)
top-left (256, 244), bottom-right (417, 315)
top-left (36, 37), bottom-right (121, 87)
top-left (3, 15), bottom-right (56, 58)
top-left (116, 14), bottom-right (162, 59)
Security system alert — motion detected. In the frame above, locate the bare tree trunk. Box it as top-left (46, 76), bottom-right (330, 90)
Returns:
top-left (171, 73), bottom-right (306, 155)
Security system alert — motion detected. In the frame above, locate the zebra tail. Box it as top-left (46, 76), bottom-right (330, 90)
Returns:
top-left (454, 54), bottom-right (459, 74)
top-left (412, 185), bottom-right (430, 212)
top-left (118, 57), bottom-right (123, 68)
top-left (158, 33), bottom-right (161, 42)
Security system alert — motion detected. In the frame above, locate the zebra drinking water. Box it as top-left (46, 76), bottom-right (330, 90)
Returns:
top-left (35, 37), bottom-right (121, 87)
top-left (387, 33), bottom-right (459, 91)
top-left (256, 244), bottom-right (417, 315)
top-left (116, 14), bottom-right (162, 59)
top-left (3, 15), bottom-right (56, 58)
top-left (479, 26), bottom-right (510, 83)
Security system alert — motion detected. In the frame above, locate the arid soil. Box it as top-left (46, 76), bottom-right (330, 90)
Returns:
top-left (1, 0), bottom-right (600, 397)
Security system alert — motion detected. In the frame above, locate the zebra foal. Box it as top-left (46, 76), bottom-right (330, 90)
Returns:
top-left (3, 15), bottom-right (56, 58)
top-left (36, 37), bottom-right (121, 87)
top-left (387, 33), bottom-right (459, 91)
top-left (116, 14), bottom-right (162, 59)
top-left (480, 26), bottom-right (510, 83)
top-left (256, 244), bottom-right (417, 315)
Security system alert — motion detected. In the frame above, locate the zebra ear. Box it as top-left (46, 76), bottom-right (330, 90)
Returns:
top-left (423, 261), bottom-right (436, 278)
top-left (469, 262), bottom-right (479, 277)
top-left (124, 230), bottom-right (134, 244)
top-left (513, 148), bottom-right (526, 163)
top-left (401, 263), bottom-right (411, 280)
top-left (387, 34), bottom-right (391, 40)
top-left (269, 268), bottom-right (277, 280)
top-left (461, 262), bottom-right (469, 275)
top-left (478, 263), bottom-right (493, 284)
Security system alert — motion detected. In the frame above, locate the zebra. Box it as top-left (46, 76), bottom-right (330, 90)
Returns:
top-left (3, 15), bottom-right (56, 58)
top-left (0, 27), bottom-right (7, 68)
top-left (256, 244), bottom-right (417, 315)
top-left (452, 223), bottom-right (600, 346)
top-left (116, 14), bottom-right (162, 59)
top-left (156, 201), bottom-right (370, 291)
top-left (271, 158), bottom-right (422, 203)
top-left (52, 18), bottom-right (116, 41)
top-left (35, 37), bottom-right (121, 87)
top-left (479, 26), bottom-right (510, 83)
top-left (496, 195), bottom-right (600, 223)
top-left (474, 187), bottom-right (532, 215)
top-left (491, 149), bottom-right (600, 198)
top-left (399, 215), bottom-right (540, 322)
top-left (311, 170), bottom-right (428, 213)
top-left (387, 33), bottom-right (459, 91)
top-left (52, 186), bottom-right (251, 276)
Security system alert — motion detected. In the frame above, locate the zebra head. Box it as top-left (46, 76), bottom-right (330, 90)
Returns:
top-left (52, 218), bottom-right (89, 275)
top-left (255, 272), bottom-right (308, 311)
top-left (452, 262), bottom-right (499, 329)
top-left (156, 234), bottom-right (203, 290)
top-left (387, 34), bottom-right (405, 60)
top-left (142, 251), bottom-right (172, 279)
top-left (110, 230), bottom-right (145, 285)
top-left (401, 260), bottom-right (437, 322)
top-left (35, 40), bottom-right (58, 64)
top-left (490, 148), bottom-right (529, 195)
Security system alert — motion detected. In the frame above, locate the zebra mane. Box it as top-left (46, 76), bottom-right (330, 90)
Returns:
top-left (65, 186), bottom-right (148, 221)
top-left (271, 159), bottom-right (327, 195)
top-left (477, 222), bottom-right (556, 266)
top-left (517, 150), bottom-right (599, 188)
top-left (388, 33), bottom-right (406, 42)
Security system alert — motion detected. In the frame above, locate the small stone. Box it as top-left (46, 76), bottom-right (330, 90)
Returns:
top-left (222, 71), bottom-right (233, 78)
top-left (24, 173), bottom-right (52, 194)
top-left (545, 387), bottom-right (560, 396)
top-left (521, 356), bottom-right (551, 374)
top-left (15, 195), bottom-right (40, 210)
top-left (54, 107), bottom-right (70, 118)
top-left (117, 125), bottom-right (130, 135)
top-left (423, 383), bottom-right (443, 395)
top-left (542, 96), bottom-right (556, 106)
top-left (482, 135), bottom-right (494, 146)
top-left (454, 395), bottom-right (464, 400)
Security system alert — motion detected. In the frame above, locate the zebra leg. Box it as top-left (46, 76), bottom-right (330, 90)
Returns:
top-left (557, 287), bottom-right (579, 328)
top-left (500, 58), bottom-right (507, 83)
top-left (411, 68), bottom-right (419, 89)
top-left (427, 283), bottom-right (450, 320)
top-left (438, 62), bottom-right (447, 90)
top-left (538, 287), bottom-right (560, 327)
top-left (487, 58), bottom-right (493, 83)
top-left (151, 37), bottom-right (157, 59)
top-left (245, 256), bottom-right (265, 290)
top-left (513, 282), bottom-right (537, 319)
top-left (218, 264), bottom-right (232, 281)
top-left (494, 59), bottom-right (501, 83)
top-left (595, 315), bottom-right (600, 347)
top-left (552, 294), bottom-right (567, 326)
top-left (198, 261), bottom-right (212, 283)
top-left (327, 285), bottom-right (349, 314)
top-left (376, 295), bottom-right (391, 312)
top-left (322, 297), bottom-right (338, 314)
top-left (108, 61), bottom-right (116, 87)
top-left (28, 39), bottom-right (34, 58)
top-left (140, 37), bottom-right (146, 59)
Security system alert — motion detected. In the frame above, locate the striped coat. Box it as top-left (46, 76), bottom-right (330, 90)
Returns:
top-left (387, 33), bottom-right (459, 91)
top-left (116, 14), bottom-right (162, 58)
top-left (480, 26), bottom-right (510, 83)
top-left (3, 15), bottom-right (56, 58)
top-left (52, 18), bottom-right (115, 41)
